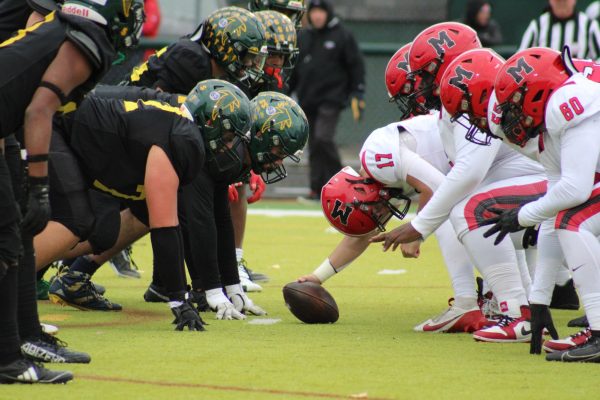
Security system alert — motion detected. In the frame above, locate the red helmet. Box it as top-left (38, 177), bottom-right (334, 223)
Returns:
top-left (321, 167), bottom-right (411, 236)
top-left (385, 43), bottom-right (428, 120)
top-left (408, 22), bottom-right (481, 110)
top-left (494, 47), bottom-right (569, 147)
top-left (440, 48), bottom-right (505, 145)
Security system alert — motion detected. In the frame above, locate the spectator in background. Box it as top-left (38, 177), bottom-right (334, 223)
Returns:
top-left (464, 0), bottom-right (502, 46)
top-left (520, 0), bottom-right (600, 60)
top-left (289, 0), bottom-right (366, 201)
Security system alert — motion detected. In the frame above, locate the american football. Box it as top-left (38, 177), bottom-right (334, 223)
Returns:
top-left (282, 281), bottom-right (339, 323)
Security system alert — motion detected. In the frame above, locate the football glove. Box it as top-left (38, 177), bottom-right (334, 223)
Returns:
top-left (171, 302), bottom-right (206, 331)
top-left (351, 93), bottom-right (366, 122)
top-left (482, 207), bottom-right (526, 245)
top-left (22, 176), bottom-right (50, 236)
top-left (226, 284), bottom-right (267, 316)
top-left (228, 182), bottom-right (242, 202)
top-left (247, 171), bottom-right (266, 204)
top-left (206, 288), bottom-right (246, 320)
top-left (522, 225), bottom-right (539, 249)
top-left (530, 304), bottom-right (559, 354)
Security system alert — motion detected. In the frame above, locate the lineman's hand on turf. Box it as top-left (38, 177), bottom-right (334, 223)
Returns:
top-left (297, 274), bottom-right (321, 284)
top-left (370, 223), bottom-right (423, 251)
top-left (482, 208), bottom-right (526, 246)
top-left (227, 288), bottom-right (267, 316)
top-left (247, 171), bottom-right (266, 204)
top-left (22, 176), bottom-right (50, 236)
top-left (401, 240), bottom-right (422, 258)
top-left (530, 304), bottom-right (559, 354)
top-left (171, 302), bottom-right (206, 331)
top-left (216, 302), bottom-right (246, 320)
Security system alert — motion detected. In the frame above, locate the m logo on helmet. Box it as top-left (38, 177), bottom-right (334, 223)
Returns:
top-left (427, 31), bottom-right (455, 57)
top-left (331, 200), bottom-right (353, 226)
top-left (449, 65), bottom-right (474, 92)
top-left (507, 57), bottom-right (533, 84)
top-left (396, 52), bottom-right (409, 72)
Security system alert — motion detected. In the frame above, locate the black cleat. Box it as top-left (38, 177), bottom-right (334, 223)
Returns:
top-left (143, 283), bottom-right (169, 302)
top-left (108, 246), bottom-right (141, 279)
top-left (239, 259), bottom-right (269, 283)
top-left (546, 335), bottom-right (600, 363)
top-left (21, 332), bottom-right (91, 364)
top-left (550, 279), bottom-right (580, 310)
top-left (49, 268), bottom-right (121, 311)
top-left (568, 314), bottom-right (589, 328)
top-left (0, 358), bottom-right (73, 384)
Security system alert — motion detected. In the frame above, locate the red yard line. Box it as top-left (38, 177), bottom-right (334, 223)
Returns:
top-left (77, 374), bottom-right (394, 400)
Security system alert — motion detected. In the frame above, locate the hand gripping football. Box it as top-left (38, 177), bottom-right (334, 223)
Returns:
top-left (282, 281), bottom-right (339, 324)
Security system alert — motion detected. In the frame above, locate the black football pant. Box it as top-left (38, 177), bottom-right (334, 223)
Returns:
top-left (306, 105), bottom-right (342, 195)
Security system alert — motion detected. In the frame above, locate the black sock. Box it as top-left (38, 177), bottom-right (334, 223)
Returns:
top-left (70, 256), bottom-right (101, 276)
top-left (591, 330), bottom-right (600, 338)
top-left (36, 264), bottom-right (51, 281)
top-left (0, 267), bottom-right (22, 364)
top-left (17, 236), bottom-right (41, 341)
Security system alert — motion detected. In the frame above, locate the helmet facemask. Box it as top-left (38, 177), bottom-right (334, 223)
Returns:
top-left (498, 85), bottom-right (543, 147)
top-left (448, 91), bottom-right (497, 146)
top-left (204, 109), bottom-right (251, 172)
top-left (409, 58), bottom-right (443, 111)
top-left (226, 34), bottom-right (268, 89)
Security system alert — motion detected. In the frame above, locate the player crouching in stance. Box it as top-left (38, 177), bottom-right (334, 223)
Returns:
top-left (482, 47), bottom-right (600, 362)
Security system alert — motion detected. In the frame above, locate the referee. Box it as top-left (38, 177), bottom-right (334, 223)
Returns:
top-left (519, 0), bottom-right (600, 60)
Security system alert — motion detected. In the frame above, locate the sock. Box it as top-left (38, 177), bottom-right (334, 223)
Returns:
top-left (235, 248), bottom-right (243, 263)
top-left (17, 236), bottom-right (41, 341)
top-left (555, 267), bottom-right (571, 286)
top-left (0, 267), bottom-right (21, 364)
top-left (36, 264), bottom-right (51, 282)
top-left (454, 296), bottom-right (478, 310)
top-left (70, 255), bottom-right (101, 276)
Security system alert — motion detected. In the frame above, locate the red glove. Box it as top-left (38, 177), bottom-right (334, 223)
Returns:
top-left (247, 172), bottom-right (266, 204)
top-left (228, 182), bottom-right (242, 202)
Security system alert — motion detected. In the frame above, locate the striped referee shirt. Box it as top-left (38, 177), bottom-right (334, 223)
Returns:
top-left (519, 10), bottom-right (600, 60)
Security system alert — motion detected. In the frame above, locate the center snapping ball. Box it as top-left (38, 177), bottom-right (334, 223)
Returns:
top-left (282, 281), bottom-right (339, 323)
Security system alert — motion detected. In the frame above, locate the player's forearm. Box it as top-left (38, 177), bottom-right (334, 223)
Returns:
top-left (313, 234), bottom-right (371, 282)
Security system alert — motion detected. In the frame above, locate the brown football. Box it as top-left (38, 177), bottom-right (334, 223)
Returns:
top-left (282, 281), bottom-right (339, 324)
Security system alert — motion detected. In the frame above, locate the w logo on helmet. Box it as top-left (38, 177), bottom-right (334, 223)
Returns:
top-left (507, 57), bottom-right (533, 84)
top-left (449, 65), bottom-right (474, 92)
top-left (122, 0), bottom-right (132, 17)
top-left (396, 52), bottom-right (409, 72)
top-left (331, 200), bottom-right (353, 226)
top-left (427, 31), bottom-right (456, 57)
top-left (257, 98), bottom-right (293, 133)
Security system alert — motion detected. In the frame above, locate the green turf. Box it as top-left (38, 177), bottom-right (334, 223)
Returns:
top-left (2, 209), bottom-right (596, 399)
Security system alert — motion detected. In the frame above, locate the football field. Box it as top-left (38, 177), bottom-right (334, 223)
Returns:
top-left (3, 200), bottom-right (597, 399)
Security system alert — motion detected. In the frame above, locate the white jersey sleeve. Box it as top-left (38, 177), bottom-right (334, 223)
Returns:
top-left (411, 109), bottom-right (502, 238)
top-left (519, 74), bottom-right (600, 226)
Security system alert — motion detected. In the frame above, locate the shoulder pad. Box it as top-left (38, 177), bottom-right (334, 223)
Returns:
top-left (27, 0), bottom-right (58, 15)
top-left (66, 28), bottom-right (101, 70)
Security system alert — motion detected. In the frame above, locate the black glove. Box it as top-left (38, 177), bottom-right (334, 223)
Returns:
top-left (171, 302), bottom-right (206, 331)
top-left (22, 176), bottom-right (50, 236)
top-left (482, 207), bottom-right (525, 245)
top-left (529, 304), bottom-right (559, 354)
top-left (522, 225), bottom-right (540, 249)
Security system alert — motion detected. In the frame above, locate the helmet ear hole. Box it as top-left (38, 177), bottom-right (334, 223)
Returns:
top-left (532, 89), bottom-right (544, 103)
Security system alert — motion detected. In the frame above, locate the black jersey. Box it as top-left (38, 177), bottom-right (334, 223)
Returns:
top-left (126, 37), bottom-right (212, 94)
top-left (92, 85), bottom-right (186, 107)
top-left (57, 95), bottom-right (205, 202)
top-left (0, 10), bottom-right (115, 137)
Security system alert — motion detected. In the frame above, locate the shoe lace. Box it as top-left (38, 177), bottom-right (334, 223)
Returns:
top-left (82, 279), bottom-right (113, 305)
top-left (124, 246), bottom-right (139, 271)
top-left (495, 315), bottom-right (517, 327)
top-left (40, 331), bottom-right (67, 349)
top-left (571, 328), bottom-right (592, 339)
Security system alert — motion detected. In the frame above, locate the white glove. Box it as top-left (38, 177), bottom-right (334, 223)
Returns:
top-left (225, 284), bottom-right (267, 316)
top-left (206, 288), bottom-right (246, 320)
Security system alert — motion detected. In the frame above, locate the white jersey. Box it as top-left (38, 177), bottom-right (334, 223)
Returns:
top-left (411, 108), bottom-right (545, 238)
top-left (359, 114), bottom-right (449, 194)
top-left (517, 73), bottom-right (600, 226)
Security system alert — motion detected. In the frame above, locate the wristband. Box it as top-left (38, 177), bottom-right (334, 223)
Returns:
top-left (312, 258), bottom-right (338, 283)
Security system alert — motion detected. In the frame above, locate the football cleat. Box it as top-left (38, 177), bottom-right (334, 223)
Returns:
top-left (40, 323), bottom-right (59, 336)
top-left (108, 246), bottom-right (141, 279)
top-left (49, 269), bottom-right (122, 311)
top-left (473, 315), bottom-right (531, 343)
top-left (546, 335), bottom-right (600, 363)
top-left (238, 264), bottom-right (262, 292)
top-left (21, 332), bottom-right (91, 364)
top-left (0, 358), bottom-right (73, 384)
top-left (239, 258), bottom-right (269, 283)
top-left (414, 299), bottom-right (492, 333)
top-left (36, 279), bottom-right (50, 300)
top-left (543, 328), bottom-right (592, 353)
top-left (568, 314), bottom-right (589, 328)
top-left (550, 279), bottom-right (580, 310)
top-left (143, 284), bottom-right (169, 303)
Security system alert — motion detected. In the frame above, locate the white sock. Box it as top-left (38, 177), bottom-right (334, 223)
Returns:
top-left (236, 248), bottom-right (243, 263)
top-left (516, 250), bottom-right (532, 298)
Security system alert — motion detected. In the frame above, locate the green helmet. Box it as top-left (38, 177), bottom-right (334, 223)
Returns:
top-left (249, 92), bottom-right (309, 183)
top-left (184, 79), bottom-right (252, 171)
top-left (254, 11), bottom-right (298, 83)
top-left (61, 0), bottom-right (145, 51)
top-left (200, 7), bottom-right (268, 89)
top-left (249, 0), bottom-right (306, 28)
